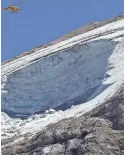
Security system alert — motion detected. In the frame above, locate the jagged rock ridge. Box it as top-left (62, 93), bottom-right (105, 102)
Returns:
top-left (2, 14), bottom-right (124, 65)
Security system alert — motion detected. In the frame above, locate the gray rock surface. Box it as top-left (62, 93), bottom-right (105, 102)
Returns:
top-left (2, 88), bottom-right (124, 155)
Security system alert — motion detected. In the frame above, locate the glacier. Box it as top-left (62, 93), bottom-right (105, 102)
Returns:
top-left (1, 17), bottom-right (124, 142)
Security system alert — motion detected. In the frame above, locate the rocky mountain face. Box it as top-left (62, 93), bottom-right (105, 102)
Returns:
top-left (2, 87), bottom-right (124, 155)
top-left (1, 15), bottom-right (124, 155)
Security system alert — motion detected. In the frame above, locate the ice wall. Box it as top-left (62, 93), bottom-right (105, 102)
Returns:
top-left (1, 40), bottom-right (116, 116)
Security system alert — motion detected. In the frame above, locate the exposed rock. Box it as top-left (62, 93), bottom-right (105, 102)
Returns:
top-left (2, 88), bottom-right (124, 155)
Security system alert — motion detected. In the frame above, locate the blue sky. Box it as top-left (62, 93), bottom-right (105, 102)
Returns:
top-left (1, 0), bottom-right (124, 61)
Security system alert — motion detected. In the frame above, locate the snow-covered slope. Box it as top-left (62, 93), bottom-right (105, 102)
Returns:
top-left (1, 17), bottom-right (124, 141)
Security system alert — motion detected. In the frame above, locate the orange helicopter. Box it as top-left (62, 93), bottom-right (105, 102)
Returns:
top-left (2, 5), bottom-right (21, 13)
top-left (2, 0), bottom-right (23, 13)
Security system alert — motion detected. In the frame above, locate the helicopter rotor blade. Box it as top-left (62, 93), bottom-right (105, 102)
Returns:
top-left (13, 0), bottom-right (24, 6)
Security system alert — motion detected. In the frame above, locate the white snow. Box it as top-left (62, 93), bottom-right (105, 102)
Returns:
top-left (1, 18), bottom-right (124, 140)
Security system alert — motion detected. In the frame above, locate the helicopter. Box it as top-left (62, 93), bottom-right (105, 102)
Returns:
top-left (2, 0), bottom-right (23, 13)
top-left (2, 5), bottom-right (21, 13)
